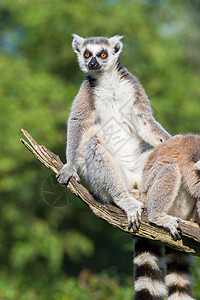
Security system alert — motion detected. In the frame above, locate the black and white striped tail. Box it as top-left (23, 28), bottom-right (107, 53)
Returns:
top-left (134, 238), bottom-right (167, 300)
top-left (165, 247), bottom-right (195, 300)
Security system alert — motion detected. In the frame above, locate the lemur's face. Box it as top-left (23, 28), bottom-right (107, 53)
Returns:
top-left (72, 34), bottom-right (123, 75)
top-left (82, 44), bottom-right (109, 72)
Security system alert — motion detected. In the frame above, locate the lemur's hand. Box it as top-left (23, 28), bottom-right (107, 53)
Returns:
top-left (56, 164), bottom-right (80, 184)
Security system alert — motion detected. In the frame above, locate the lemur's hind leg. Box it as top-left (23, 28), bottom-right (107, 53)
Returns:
top-left (85, 134), bottom-right (143, 232)
top-left (147, 163), bottom-right (182, 240)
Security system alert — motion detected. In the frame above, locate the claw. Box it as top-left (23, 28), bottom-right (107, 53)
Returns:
top-left (128, 221), bottom-right (133, 231)
top-left (132, 225), bottom-right (137, 233)
top-left (176, 227), bottom-right (182, 240)
top-left (135, 212), bottom-right (140, 229)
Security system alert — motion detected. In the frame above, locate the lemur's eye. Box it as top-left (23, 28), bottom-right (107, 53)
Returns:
top-left (84, 52), bottom-right (91, 58)
top-left (101, 52), bottom-right (107, 59)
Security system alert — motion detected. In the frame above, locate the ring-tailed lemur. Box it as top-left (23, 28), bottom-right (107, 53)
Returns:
top-left (56, 34), bottom-right (172, 300)
top-left (56, 34), bottom-right (170, 231)
top-left (137, 133), bottom-right (200, 300)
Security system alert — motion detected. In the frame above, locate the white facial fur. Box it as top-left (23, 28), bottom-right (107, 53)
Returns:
top-left (72, 34), bottom-right (123, 74)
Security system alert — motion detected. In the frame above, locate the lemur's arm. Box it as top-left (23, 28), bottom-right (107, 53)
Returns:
top-left (132, 83), bottom-right (171, 147)
top-left (63, 115), bottom-right (82, 180)
top-left (57, 81), bottom-right (90, 184)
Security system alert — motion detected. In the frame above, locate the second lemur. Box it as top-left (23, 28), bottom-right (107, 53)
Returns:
top-left (57, 34), bottom-right (170, 231)
top-left (134, 134), bottom-right (200, 300)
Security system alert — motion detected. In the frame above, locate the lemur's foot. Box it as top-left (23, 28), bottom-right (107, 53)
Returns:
top-left (126, 201), bottom-right (143, 233)
top-left (149, 215), bottom-right (183, 241)
top-left (56, 163), bottom-right (80, 184)
top-left (164, 217), bottom-right (183, 241)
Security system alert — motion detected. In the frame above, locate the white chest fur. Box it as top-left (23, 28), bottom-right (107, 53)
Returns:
top-left (93, 71), bottom-right (146, 175)
top-left (95, 71), bottom-right (134, 121)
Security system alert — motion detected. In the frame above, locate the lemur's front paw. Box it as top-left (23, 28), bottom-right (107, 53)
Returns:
top-left (56, 164), bottom-right (80, 184)
top-left (127, 201), bottom-right (143, 233)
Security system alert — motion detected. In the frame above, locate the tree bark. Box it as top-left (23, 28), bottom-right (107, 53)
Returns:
top-left (20, 129), bottom-right (200, 257)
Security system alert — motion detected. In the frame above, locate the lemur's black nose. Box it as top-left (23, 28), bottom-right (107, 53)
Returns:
top-left (90, 62), bottom-right (96, 68)
top-left (88, 57), bottom-right (101, 70)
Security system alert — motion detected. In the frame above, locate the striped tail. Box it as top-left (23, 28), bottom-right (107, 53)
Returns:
top-left (133, 237), bottom-right (167, 300)
top-left (165, 247), bottom-right (195, 300)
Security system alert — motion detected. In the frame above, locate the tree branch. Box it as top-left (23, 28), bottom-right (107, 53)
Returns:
top-left (20, 129), bottom-right (200, 257)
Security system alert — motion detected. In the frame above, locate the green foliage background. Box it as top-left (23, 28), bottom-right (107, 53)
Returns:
top-left (0, 0), bottom-right (200, 299)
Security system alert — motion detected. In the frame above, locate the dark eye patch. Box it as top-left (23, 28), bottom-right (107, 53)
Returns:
top-left (84, 49), bottom-right (92, 58)
top-left (97, 50), bottom-right (108, 59)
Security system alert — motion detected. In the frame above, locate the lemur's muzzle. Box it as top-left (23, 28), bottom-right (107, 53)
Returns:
top-left (88, 57), bottom-right (101, 70)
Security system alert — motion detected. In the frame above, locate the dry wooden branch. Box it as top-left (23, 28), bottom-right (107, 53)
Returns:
top-left (20, 129), bottom-right (200, 257)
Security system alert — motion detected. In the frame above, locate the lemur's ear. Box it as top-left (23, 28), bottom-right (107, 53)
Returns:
top-left (109, 35), bottom-right (123, 55)
top-left (72, 34), bottom-right (84, 53)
